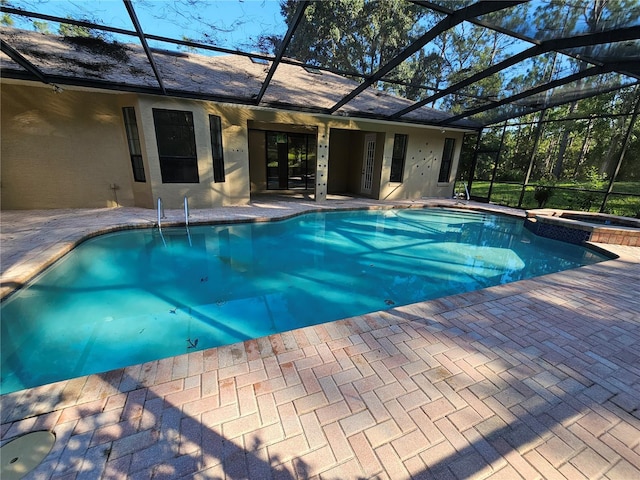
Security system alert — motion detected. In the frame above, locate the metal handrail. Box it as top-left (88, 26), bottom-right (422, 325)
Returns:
top-left (157, 197), bottom-right (166, 246)
top-left (184, 196), bottom-right (190, 227)
top-left (184, 196), bottom-right (192, 246)
top-left (157, 197), bottom-right (166, 221)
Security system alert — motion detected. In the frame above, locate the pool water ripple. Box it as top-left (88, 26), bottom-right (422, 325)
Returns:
top-left (0, 208), bottom-right (607, 393)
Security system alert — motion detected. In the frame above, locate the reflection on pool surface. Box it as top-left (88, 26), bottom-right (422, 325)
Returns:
top-left (0, 208), bottom-right (607, 393)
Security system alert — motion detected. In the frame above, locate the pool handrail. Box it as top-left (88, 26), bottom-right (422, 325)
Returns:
top-left (184, 196), bottom-right (190, 227)
top-left (157, 197), bottom-right (167, 247)
top-left (184, 196), bottom-right (192, 246)
top-left (157, 197), bottom-right (166, 222)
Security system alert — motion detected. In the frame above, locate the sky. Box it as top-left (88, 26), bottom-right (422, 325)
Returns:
top-left (8, 0), bottom-right (287, 53)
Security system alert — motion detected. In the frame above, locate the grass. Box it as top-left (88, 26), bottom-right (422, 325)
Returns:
top-left (460, 181), bottom-right (640, 218)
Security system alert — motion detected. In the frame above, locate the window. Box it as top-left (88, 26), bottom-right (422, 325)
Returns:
top-left (122, 107), bottom-right (146, 182)
top-left (389, 134), bottom-right (407, 182)
top-left (209, 115), bottom-right (225, 183)
top-left (152, 109), bottom-right (199, 183)
top-left (438, 138), bottom-right (456, 183)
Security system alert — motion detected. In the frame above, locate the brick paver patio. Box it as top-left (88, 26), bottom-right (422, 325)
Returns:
top-left (1, 198), bottom-right (639, 479)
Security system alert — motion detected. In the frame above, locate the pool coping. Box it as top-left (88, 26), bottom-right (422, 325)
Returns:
top-left (0, 198), bottom-right (526, 302)
top-left (526, 209), bottom-right (640, 247)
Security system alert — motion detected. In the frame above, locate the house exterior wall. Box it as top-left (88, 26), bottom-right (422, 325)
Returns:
top-left (1, 81), bottom-right (468, 210)
top-left (378, 126), bottom-right (465, 201)
top-left (136, 95), bottom-right (251, 210)
top-left (124, 102), bottom-right (154, 209)
top-left (325, 123), bottom-right (464, 200)
top-left (246, 121), bottom-right (319, 194)
top-left (1, 83), bottom-right (137, 209)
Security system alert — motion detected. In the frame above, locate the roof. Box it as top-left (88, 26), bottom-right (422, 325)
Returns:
top-left (0, 26), bottom-right (476, 129)
top-left (1, 1), bottom-right (639, 128)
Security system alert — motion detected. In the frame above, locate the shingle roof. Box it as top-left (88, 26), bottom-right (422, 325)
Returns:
top-left (0, 27), bottom-right (478, 129)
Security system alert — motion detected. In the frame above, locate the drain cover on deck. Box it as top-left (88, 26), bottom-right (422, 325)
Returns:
top-left (1, 431), bottom-right (55, 479)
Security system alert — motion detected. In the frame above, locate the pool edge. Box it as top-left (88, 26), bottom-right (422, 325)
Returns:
top-left (0, 201), bottom-right (527, 302)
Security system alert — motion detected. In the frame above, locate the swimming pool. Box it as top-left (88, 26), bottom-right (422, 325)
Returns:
top-left (0, 208), bottom-right (608, 394)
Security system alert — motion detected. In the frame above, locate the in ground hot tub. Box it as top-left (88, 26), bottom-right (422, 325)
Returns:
top-left (525, 209), bottom-right (640, 246)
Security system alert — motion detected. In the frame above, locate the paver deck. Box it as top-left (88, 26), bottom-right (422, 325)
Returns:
top-left (1, 197), bottom-right (639, 480)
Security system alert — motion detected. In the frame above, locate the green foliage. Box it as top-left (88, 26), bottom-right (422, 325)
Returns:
top-left (277, 0), bottom-right (427, 90)
top-left (533, 175), bottom-right (556, 208)
top-left (268, 0), bottom-right (640, 119)
top-left (568, 167), bottom-right (608, 211)
top-left (57, 15), bottom-right (110, 40)
top-left (460, 85), bottom-right (640, 211)
top-left (471, 181), bottom-right (640, 217)
top-left (32, 20), bottom-right (51, 34)
top-left (583, 166), bottom-right (607, 189)
top-left (58, 21), bottom-right (93, 38)
top-left (0, 0), bottom-right (12, 26)
top-left (178, 36), bottom-right (198, 53)
top-left (266, 0), bottom-right (640, 195)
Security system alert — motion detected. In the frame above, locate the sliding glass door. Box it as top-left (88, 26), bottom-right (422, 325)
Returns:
top-left (266, 132), bottom-right (317, 190)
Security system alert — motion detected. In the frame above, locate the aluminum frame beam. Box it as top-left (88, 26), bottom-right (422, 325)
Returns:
top-left (440, 61), bottom-right (637, 125)
top-left (392, 26), bottom-right (640, 119)
top-left (0, 5), bottom-right (369, 80)
top-left (328, 0), bottom-right (525, 114)
top-left (486, 80), bottom-right (640, 126)
top-left (0, 6), bottom-right (137, 37)
top-left (1, 1), bottom-right (637, 127)
top-left (0, 38), bottom-right (49, 83)
top-left (255, 1), bottom-right (309, 104)
top-left (123, 0), bottom-right (166, 95)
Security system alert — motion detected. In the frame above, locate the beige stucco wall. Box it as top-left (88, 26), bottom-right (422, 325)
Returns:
top-left (378, 126), bottom-right (465, 201)
top-left (240, 110), bottom-right (468, 201)
top-left (326, 122), bottom-right (464, 200)
top-left (0, 83), bottom-right (255, 210)
top-left (1, 80), bottom-right (469, 210)
top-left (1, 83), bottom-right (138, 209)
top-left (136, 95), bottom-right (251, 209)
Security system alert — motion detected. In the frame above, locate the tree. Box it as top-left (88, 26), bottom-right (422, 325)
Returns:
top-left (549, 0), bottom-right (640, 179)
top-left (32, 20), bottom-right (51, 34)
top-left (58, 17), bottom-right (97, 38)
top-left (272, 0), bottom-right (430, 91)
top-left (433, 22), bottom-right (517, 113)
top-left (1, 0), bottom-right (13, 26)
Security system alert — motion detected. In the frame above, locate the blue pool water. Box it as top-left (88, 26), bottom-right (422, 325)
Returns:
top-left (1, 208), bottom-right (607, 394)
